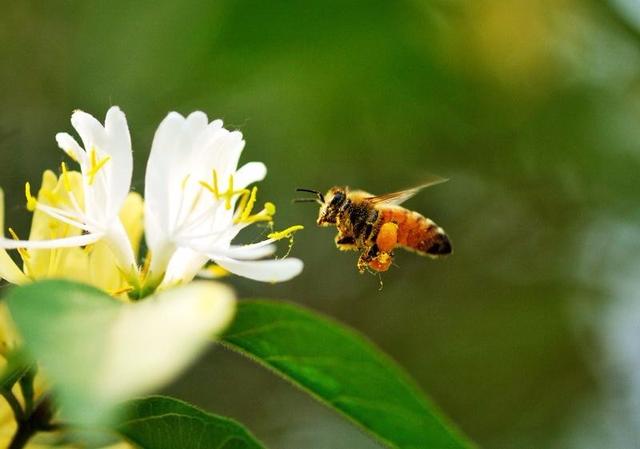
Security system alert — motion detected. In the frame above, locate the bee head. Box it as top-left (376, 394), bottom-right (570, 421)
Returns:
top-left (317, 187), bottom-right (347, 226)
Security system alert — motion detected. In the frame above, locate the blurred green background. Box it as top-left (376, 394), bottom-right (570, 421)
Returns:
top-left (2, 1), bottom-right (640, 447)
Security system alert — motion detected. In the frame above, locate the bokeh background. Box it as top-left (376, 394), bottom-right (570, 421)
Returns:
top-left (2, 1), bottom-right (640, 447)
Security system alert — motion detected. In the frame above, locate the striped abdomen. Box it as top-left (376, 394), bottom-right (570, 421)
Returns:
top-left (378, 207), bottom-right (452, 257)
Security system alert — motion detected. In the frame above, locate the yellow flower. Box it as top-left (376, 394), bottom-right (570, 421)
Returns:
top-left (0, 170), bottom-right (142, 448)
top-left (0, 169), bottom-right (143, 297)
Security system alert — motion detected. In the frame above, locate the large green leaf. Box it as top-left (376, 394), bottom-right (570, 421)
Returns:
top-left (116, 395), bottom-right (266, 449)
top-left (5, 279), bottom-right (235, 431)
top-left (221, 300), bottom-right (474, 449)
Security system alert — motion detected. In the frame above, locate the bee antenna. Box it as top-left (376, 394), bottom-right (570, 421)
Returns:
top-left (292, 198), bottom-right (322, 204)
top-left (295, 188), bottom-right (325, 203)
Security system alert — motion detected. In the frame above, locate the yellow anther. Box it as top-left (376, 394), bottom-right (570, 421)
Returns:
top-left (240, 187), bottom-right (258, 222)
top-left (87, 147), bottom-right (111, 185)
top-left (264, 202), bottom-right (276, 216)
top-left (7, 228), bottom-right (30, 261)
top-left (61, 162), bottom-right (72, 192)
top-left (268, 225), bottom-right (304, 241)
top-left (25, 182), bottom-right (37, 212)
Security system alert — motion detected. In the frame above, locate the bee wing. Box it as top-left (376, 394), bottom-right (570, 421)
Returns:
top-left (365, 177), bottom-right (449, 206)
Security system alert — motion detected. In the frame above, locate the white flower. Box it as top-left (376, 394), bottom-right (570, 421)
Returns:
top-left (0, 107), bottom-right (137, 279)
top-left (143, 111), bottom-right (303, 289)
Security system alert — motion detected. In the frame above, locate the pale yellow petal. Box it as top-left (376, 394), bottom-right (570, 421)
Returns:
top-left (0, 189), bottom-right (29, 284)
top-left (87, 241), bottom-right (127, 294)
top-left (119, 192), bottom-right (144, 257)
top-left (0, 250), bottom-right (27, 284)
top-left (27, 171), bottom-right (84, 279)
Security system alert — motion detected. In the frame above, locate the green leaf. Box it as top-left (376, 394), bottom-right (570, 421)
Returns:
top-left (116, 395), bottom-right (266, 449)
top-left (5, 279), bottom-right (236, 431)
top-left (221, 300), bottom-right (474, 449)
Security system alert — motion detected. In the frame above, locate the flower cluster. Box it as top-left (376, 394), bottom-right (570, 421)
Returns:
top-left (0, 107), bottom-right (304, 297)
top-left (0, 107), bottom-right (304, 448)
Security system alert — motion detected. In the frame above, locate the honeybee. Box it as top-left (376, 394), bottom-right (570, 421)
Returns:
top-left (296, 179), bottom-right (452, 273)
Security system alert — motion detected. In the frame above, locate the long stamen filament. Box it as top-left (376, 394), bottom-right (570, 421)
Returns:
top-left (87, 147), bottom-right (111, 185)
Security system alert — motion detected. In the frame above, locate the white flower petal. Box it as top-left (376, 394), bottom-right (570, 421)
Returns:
top-left (185, 111), bottom-right (209, 134)
top-left (0, 232), bottom-right (102, 249)
top-left (161, 247), bottom-right (210, 287)
top-left (144, 112), bottom-right (194, 251)
top-left (221, 242), bottom-right (277, 260)
top-left (235, 162), bottom-right (267, 188)
top-left (214, 256), bottom-right (304, 282)
top-left (70, 109), bottom-right (108, 151)
top-left (99, 281), bottom-right (235, 400)
top-left (103, 106), bottom-right (133, 215)
top-left (55, 132), bottom-right (87, 164)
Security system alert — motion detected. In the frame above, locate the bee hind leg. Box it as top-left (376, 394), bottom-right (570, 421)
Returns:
top-left (357, 244), bottom-right (393, 273)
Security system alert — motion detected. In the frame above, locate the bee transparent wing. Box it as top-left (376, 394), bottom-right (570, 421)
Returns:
top-left (365, 177), bottom-right (449, 206)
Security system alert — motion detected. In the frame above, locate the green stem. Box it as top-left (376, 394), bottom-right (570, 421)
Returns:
top-left (8, 396), bottom-right (57, 449)
top-left (1, 389), bottom-right (24, 422)
top-left (18, 367), bottom-right (36, 416)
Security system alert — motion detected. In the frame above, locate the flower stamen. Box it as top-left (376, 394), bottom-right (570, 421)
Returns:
top-left (7, 227), bottom-right (36, 276)
top-left (269, 224), bottom-right (304, 259)
top-left (60, 162), bottom-right (72, 192)
top-left (25, 182), bottom-right (37, 212)
top-left (87, 147), bottom-right (111, 186)
top-left (267, 225), bottom-right (304, 241)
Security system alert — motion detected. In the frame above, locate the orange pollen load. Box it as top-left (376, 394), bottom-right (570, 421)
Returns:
top-left (376, 222), bottom-right (398, 253)
top-left (369, 252), bottom-right (392, 272)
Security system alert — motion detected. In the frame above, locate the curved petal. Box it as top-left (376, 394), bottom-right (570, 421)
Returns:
top-left (103, 106), bottom-right (133, 215)
top-left (0, 232), bottom-right (102, 249)
top-left (213, 256), bottom-right (303, 282)
top-left (55, 132), bottom-right (87, 164)
top-left (144, 112), bottom-right (190, 250)
top-left (70, 109), bottom-right (108, 151)
top-left (235, 161), bottom-right (267, 188)
top-left (190, 239), bottom-right (277, 260)
top-left (100, 281), bottom-right (236, 399)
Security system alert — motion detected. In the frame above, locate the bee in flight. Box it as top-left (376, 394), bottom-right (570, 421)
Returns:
top-left (296, 179), bottom-right (452, 273)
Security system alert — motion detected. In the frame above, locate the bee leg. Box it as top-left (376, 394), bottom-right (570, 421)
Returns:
top-left (369, 252), bottom-right (393, 272)
top-left (335, 233), bottom-right (357, 251)
top-left (357, 244), bottom-right (379, 273)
